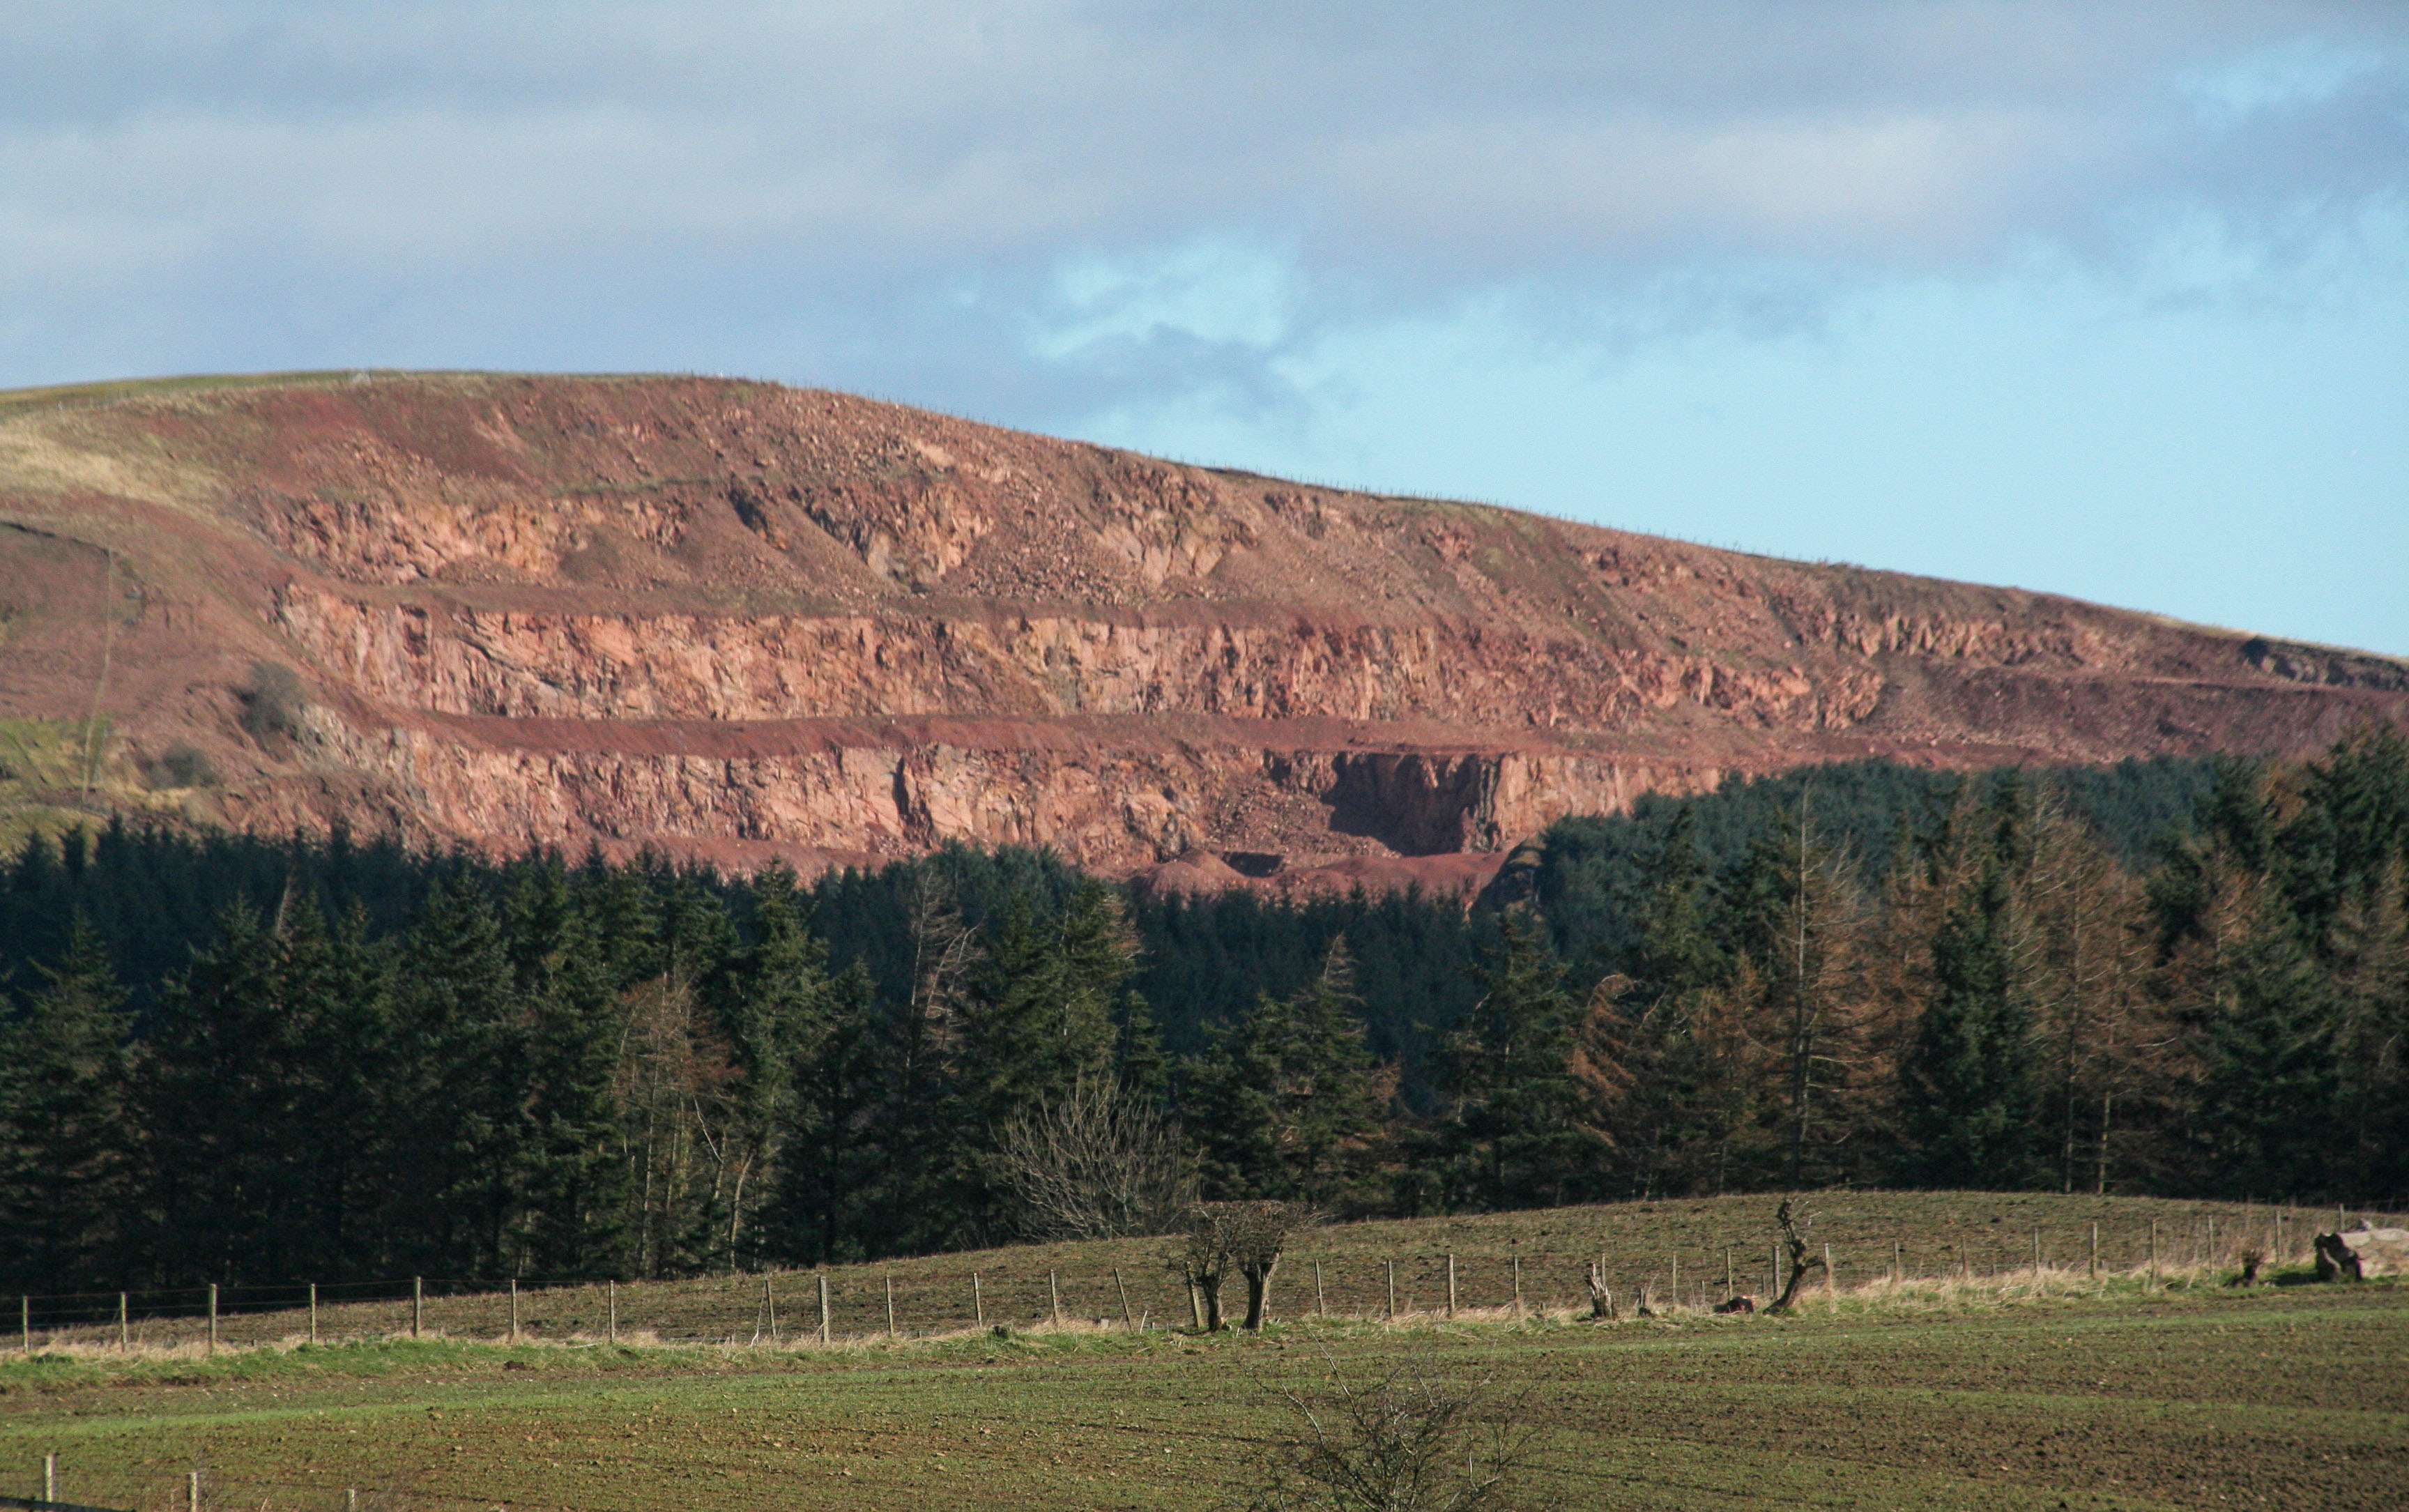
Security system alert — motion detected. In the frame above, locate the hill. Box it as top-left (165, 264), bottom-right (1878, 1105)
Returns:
top-left (1, 370), bottom-right (2402, 880)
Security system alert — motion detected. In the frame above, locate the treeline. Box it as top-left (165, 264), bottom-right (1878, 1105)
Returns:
top-left (0, 736), bottom-right (2400, 1292)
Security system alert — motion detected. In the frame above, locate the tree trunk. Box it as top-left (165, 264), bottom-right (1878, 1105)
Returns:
top-left (1240, 1257), bottom-right (1278, 1330)
top-left (1196, 1272), bottom-right (1225, 1331)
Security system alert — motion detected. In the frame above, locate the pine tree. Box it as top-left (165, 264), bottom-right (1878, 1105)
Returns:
top-left (0, 920), bottom-right (134, 1291)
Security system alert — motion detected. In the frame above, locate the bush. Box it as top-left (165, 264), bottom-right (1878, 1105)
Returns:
top-left (144, 742), bottom-right (218, 789)
top-left (239, 663), bottom-right (309, 742)
top-left (1232, 1356), bottom-right (1545, 1512)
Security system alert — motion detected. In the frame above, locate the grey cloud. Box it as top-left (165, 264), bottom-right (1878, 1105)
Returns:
top-left (1, 1), bottom-right (2401, 414)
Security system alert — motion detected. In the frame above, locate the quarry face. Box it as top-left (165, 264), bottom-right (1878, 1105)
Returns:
top-left (2, 373), bottom-right (2401, 890)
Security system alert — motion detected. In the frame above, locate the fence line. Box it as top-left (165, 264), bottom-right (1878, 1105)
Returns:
top-left (10, 1201), bottom-right (2399, 1356)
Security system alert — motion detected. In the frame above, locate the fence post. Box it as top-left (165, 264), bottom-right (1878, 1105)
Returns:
top-left (2090, 1223), bottom-right (2099, 1280)
top-left (208, 1283), bottom-right (218, 1358)
top-left (1892, 1240), bottom-right (1901, 1285)
top-left (2149, 1221), bottom-right (2158, 1287)
top-left (1314, 1261), bottom-right (1325, 1318)
top-left (818, 1275), bottom-right (829, 1344)
top-left (1824, 1243), bottom-right (1835, 1298)
top-left (412, 1276), bottom-right (422, 1339)
top-left (309, 1282), bottom-right (319, 1344)
top-left (885, 1274), bottom-right (897, 1339)
top-left (189, 1469), bottom-right (200, 1511)
top-left (1511, 1255), bottom-right (1522, 1315)
top-left (1443, 1253), bottom-right (1455, 1318)
top-left (1726, 1248), bottom-right (1734, 1300)
top-left (1385, 1259), bottom-right (1396, 1322)
top-left (608, 1280), bottom-right (617, 1344)
top-left (45, 1452), bottom-right (54, 1502)
top-left (1114, 1267), bottom-right (1132, 1327)
top-left (510, 1278), bottom-right (520, 1345)
top-left (2032, 1230), bottom-right (2041, 1276)
top-left (1770, 1244), bottom-right (1779, 1301)
top-left (118, 1291), bottom-right (129, 1350)
top-left (972, 1272), bottom-right (983, 1328)
top-left (1049, 1271), bottom-right (1062, 1327)
top-left (1669, 1253), bottom-right (1678, 1308)
top-left (17, 1295), bottom-right (26, 1353)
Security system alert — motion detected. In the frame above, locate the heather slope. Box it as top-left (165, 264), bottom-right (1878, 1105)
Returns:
top-left (1, 371), bottom-right (2399, 875)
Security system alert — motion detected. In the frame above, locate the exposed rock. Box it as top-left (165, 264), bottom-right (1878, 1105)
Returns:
top-left (1, 372), bottom-right (2402, 880)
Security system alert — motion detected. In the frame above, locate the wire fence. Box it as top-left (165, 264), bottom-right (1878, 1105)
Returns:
top-left (10, 1199), bottom-right (2401, 1357)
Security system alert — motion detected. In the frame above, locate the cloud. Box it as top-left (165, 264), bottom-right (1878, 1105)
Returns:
top-left (1, 0), bottom-right (2401, 415)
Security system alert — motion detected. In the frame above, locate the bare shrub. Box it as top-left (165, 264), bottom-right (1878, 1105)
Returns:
top-left (1232, 1354), bottom-right (1547, 1512)
top-left (1169, 1199), bottom-right (1315, 1331)
top-left (995, 1076), bottom-right (1191, 1242)
top-left (144, 742), bottom-right (218, 788)
top-left (239, 662), bottom-right (309, 742)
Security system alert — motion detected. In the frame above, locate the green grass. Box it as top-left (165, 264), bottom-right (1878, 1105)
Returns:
top-left (1, 1281), bottom-right (2401, 1511)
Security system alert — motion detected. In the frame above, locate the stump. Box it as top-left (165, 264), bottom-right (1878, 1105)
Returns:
top-left (2313, 1227), bottom-right (2409, 1281)
top-left (1713, 1295), bottom-right (1757, 1315)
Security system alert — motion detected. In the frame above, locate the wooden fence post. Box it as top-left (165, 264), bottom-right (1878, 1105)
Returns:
top-left (1511, 1255), bottom-right (1522, 1315)
top-left (1770, 1244), bottom-right (1780, 1301)
top-left (818, 1275), bottom-right (830, 1344)
top-left (509, 1278), bottom-right (519, 1344)
top-left (188, 1469), bottom-right (200, 1511)
top-left (1446, 1254), bottom-right (1457, 1318)
top-left (1313, 1261), bottom-right (1325, 1318)
top-left (1725, 1248), bottom-right (1735, 1300)
top-left (1892, 1240), bottom-right (1901, 1285)
top-left (1385, 1259), bottom-right (1396, 1322)
top-left (2148, 1221), bottom-right (2158, 1287)
top-left (18, 1295), bottom-right (26, 1353)
top-left (1049, 1271), bottom-right (1062, 1327)
top-left (118, 1291), bottom-right (128, 1350)
top-left (885, 1274), bottom-right (898, 1339)
top-left (2090, 1222), bottom-right (2099, 1279)
top-left (763, 1274), bottom-right (777, 1343)
top-left (207, 1283), bottom-right (217, 1357)
top-left (44, 1452), bottom-right (54, 1503)
top-left (607, 1280), bottom-right (617, 1344)
top-left (1114, 1267), bottom-right (1132, 1327)
top-left (972, 1272), bottom-right (984, 1328)
top-left (1824, 1243), bottom-right (1835, 1298)
top-left (412, 1276), bottom-right (423, 1339)
top-left (1669, 1253), bottom-right (1678, 1308)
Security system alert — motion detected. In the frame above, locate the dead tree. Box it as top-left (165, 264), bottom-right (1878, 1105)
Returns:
top-left (1764, 1197), bottom-right (1825, 1313)
top-left (1583, 1260), bottom-right (1616, 1320)
top-left (995, 1075), bottom-right (1191, 1240)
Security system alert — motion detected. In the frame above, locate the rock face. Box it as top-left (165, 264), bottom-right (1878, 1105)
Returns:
top-left (1, 372), bottom-right (2402, 884)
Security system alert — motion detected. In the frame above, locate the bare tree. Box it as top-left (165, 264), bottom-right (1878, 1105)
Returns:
top-left (1764, 1196), bottom-right (1824, 1313)
top-left (1231, 1354), bottom-right (1549, 1512)
top-left (1168, 1199), bottom-right (1313, 1331)
top-left (996, 1076), bottom-right (1191, 1241)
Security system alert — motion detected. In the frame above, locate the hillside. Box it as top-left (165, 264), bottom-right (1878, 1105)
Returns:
top-left (2, 370), bottom-right (2401, 881)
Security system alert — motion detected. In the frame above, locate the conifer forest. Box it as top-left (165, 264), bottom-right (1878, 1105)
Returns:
top-left (1, 730), bottom-right (2403, 1295)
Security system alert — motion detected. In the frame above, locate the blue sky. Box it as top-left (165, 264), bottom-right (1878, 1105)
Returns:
top-left (4, 2), bottom-right (2403, 652)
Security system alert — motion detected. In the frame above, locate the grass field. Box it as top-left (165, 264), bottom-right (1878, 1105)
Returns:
top-left (3, 1193), bottom-right (2405, 1511)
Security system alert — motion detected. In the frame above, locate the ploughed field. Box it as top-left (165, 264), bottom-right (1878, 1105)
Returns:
top-left (9, 1199), bottom-right (2399, 1502)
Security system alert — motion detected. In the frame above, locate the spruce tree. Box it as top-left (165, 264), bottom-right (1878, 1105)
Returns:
top-left (1421, 910), bottom-right (1609, 1211)
top-left (0, 920), bottom-right (134, 1291)
top-left (1898, 858), bottom-right (2038, 1187)
top-left (1185, 938), bottom-right (1390, 1207)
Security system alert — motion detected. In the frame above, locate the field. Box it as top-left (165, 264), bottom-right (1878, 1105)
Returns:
top-left (3, 1193), bottom-right (2404, 1511)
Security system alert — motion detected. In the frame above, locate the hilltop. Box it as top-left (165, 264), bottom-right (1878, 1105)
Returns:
top-left (2, 370), bottom-right (2401, 880)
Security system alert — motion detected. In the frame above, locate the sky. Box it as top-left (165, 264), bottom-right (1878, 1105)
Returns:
top-left (3, 2), bottom-right (2403, 653)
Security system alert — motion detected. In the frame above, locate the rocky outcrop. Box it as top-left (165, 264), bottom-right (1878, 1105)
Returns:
top-left (0, 372), bottom-right (2401, 883)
